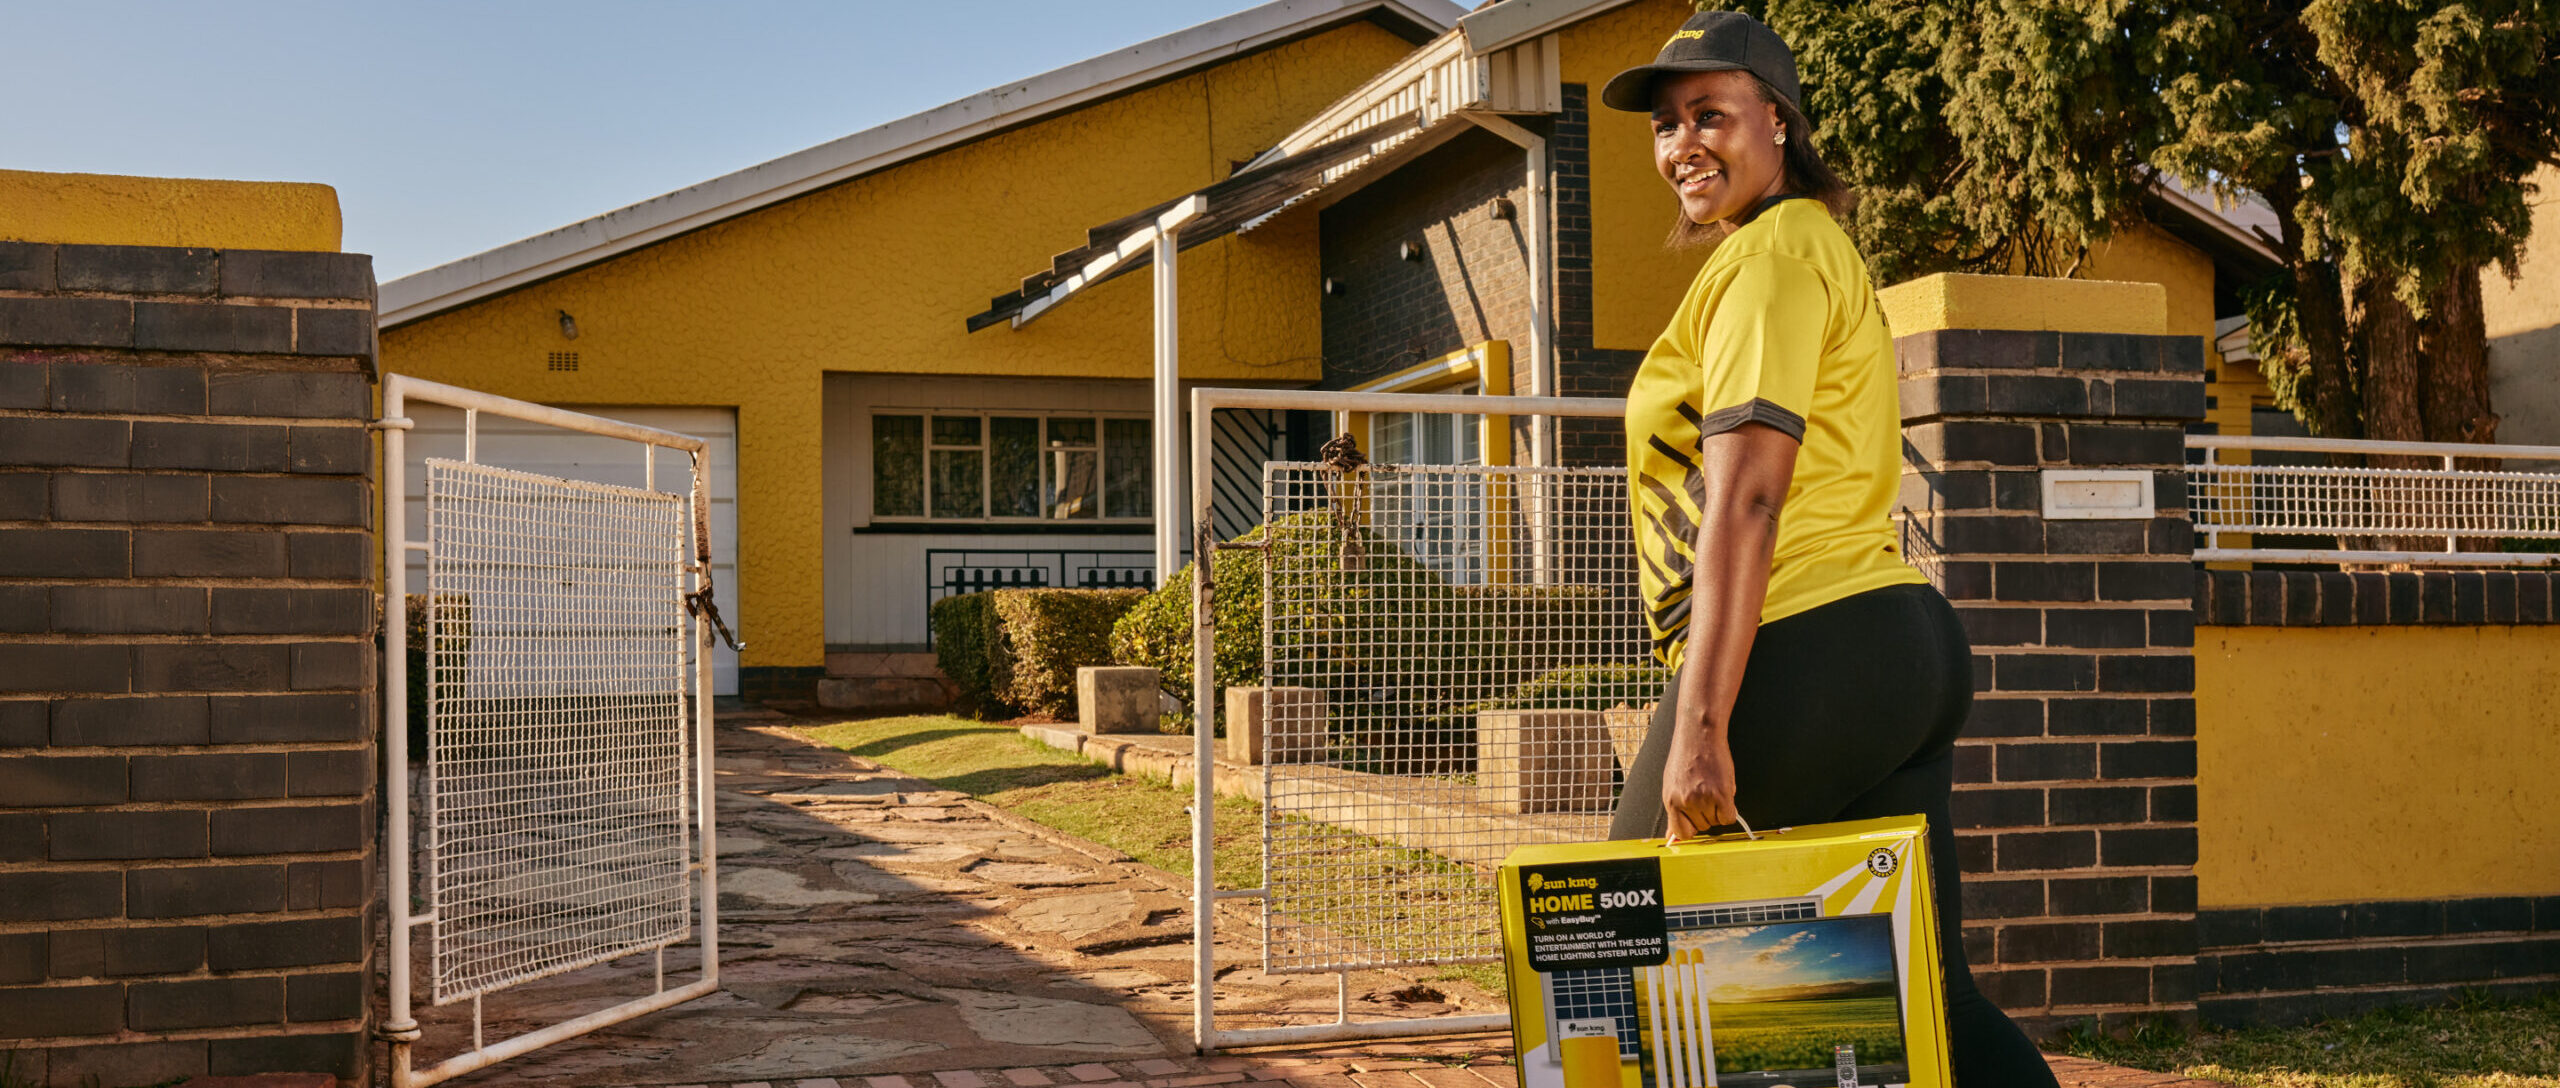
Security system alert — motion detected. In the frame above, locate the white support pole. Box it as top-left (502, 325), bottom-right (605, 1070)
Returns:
top-left (1460, 111), bottom-right (1557, 583)
top-left (688, 446), bottom-right (722, 995)
top-left (1459, 111), bottom-right (1554, 466)
top-left (380, 377), bottom-right (420, 1080)
top-left (1154, 195), bottom-right (1208, 584)
top-left (1188, 389), bottom-right (1218, 1053)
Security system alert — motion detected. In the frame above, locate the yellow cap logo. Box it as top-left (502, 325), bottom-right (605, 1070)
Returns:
top-left (1668, 29), bottom-right (1705, 45)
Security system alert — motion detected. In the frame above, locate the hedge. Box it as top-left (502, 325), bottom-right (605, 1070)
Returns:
top-left (1113, 511), bottom-right (1508, 732)
top-left (934, 587), bottom-right (1146, 719)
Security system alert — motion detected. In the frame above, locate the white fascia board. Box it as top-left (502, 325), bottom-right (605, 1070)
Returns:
top-left (380, 0), bottom-right (1464, 328)
top-left (1456, 0), bottom-right (1635, 56)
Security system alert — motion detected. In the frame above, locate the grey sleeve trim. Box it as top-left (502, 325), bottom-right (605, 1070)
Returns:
top-left (1695, 398), bottom-right (1806, 442)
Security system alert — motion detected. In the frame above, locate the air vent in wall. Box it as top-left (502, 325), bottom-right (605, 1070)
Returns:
top-left (547, 352), bottom-right (579, 372)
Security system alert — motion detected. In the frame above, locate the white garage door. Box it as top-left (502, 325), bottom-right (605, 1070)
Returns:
top-left (402, 404), bottom-right (741, 696)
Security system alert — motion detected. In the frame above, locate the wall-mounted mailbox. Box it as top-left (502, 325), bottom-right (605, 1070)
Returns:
top-left (2042, 468), bottom-right (2154, 520)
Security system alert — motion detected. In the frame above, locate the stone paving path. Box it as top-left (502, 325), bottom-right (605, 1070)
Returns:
top-left (399, 713), bottom-right (2216, 1087)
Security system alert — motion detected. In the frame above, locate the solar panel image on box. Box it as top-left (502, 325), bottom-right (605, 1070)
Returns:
top-left (1542, 899), bottom-right (1824, 1061)
top-left (1633, 912), bottom-right (1909, 1088)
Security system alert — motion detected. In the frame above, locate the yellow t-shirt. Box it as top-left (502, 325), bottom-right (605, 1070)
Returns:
top-left (1625, 197), bottom-right (1923, 669)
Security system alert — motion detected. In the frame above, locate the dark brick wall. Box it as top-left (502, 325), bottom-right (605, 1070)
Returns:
top-left (1897, 326), bottom-right (2208, 1033)
top-left (1319, 127), bottom-right (1537, 390)
top-left (0, 240), bottom-right (377, 1087)
top-left (2196, 568), bottom-right (2560, 626)
top-left (2199, 895), bottom-right (2560, 1025)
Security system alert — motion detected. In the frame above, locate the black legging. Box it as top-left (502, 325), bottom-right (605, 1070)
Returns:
top-left (1608, 582), bottom-right (2057, 1087)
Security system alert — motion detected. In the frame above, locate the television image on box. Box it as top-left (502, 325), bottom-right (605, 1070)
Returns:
top-left (1633, 912), bottom-right (1909, 1088)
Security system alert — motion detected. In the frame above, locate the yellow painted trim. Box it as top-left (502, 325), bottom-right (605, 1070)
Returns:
top-left (1346, 343), bottom-right (1488, 394)
top-left (1878, 273), bottom-right (2168, 337)
top-left (1350, 342), bottom-right (1522, 582)
top-left (0, 169), bottom-right (341, 252)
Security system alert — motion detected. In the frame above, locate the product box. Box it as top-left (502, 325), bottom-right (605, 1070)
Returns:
top-left (1497, 816), bottom-right (1951, 1088)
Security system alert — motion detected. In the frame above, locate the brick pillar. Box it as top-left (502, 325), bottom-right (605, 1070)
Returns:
top-left (0, 241), bottom-right (378, 1085)
top-left (1892, 278), bottom-right (2207, 1033)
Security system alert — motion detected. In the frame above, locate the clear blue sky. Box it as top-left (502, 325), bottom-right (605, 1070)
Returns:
top-left (1, 2), bottom-right (1268, 280)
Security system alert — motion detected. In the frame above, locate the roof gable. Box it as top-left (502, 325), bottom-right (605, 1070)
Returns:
top-left (381, 0), bottom-right (1462, 328)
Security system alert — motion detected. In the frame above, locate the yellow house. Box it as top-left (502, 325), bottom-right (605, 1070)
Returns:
top-left (377, 0), bottom-right (1464, 701)
top-left (382, 0), bottom-right (2278, 706)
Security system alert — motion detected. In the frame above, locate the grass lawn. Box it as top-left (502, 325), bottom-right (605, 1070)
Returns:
top-left (798, 713), bottom-right (1508, 994)
top-left (2053, 991), bottom-right (2560, 1087)
top-left (800, 714), bottom-right (1263, 890)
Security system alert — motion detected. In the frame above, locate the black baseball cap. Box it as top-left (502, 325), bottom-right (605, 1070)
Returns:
top-left (1599, 10), bottom-right (1801, 114)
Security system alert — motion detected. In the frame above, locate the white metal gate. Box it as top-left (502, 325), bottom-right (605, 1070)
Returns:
top-left (380, 375), bottom-right (724, 1086)
top-left (1184, 387), bottom-right (1634, 1051)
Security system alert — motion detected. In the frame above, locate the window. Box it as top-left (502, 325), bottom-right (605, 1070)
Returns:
top-left (874, 412), bottom-right (1151, 522)
top-left (1369, 384), bottom-right (1486, 582)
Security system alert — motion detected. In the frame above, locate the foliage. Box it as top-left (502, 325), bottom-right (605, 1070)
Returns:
top-left (1109, 524), bottom-right (1274, 726)
top-left (1702, 0), bottom-right (2560, 443)
top-left (1457, 662), bottom-right (1671, 718)
top-left (933, 588), bottom-right (1145, 719)
top-left (403, 593), bottom-right (470, 761)
top-left (1706, 996), bottom-right (1907, 1073)
top-left (2053, 988), bottom-right (2560, 1087)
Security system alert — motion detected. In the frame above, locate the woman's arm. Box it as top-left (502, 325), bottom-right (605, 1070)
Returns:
top-left (1660, 421), bottom-right (1799, 839)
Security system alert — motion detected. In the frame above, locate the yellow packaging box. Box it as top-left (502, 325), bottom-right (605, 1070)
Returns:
top-left (1497, 816), bottom-right (1951, 1088)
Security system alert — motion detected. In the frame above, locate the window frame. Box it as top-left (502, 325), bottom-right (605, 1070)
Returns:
top-left (871, 409), bottom-right (1154, 525)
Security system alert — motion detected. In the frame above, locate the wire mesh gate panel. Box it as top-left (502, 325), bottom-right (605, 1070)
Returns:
top-left (1260, 462), bottom-right (1654, 972)
top-left (383, 374), bottom-right (722, 1088)
top-left (423, 459), bottom-right (696, 1002)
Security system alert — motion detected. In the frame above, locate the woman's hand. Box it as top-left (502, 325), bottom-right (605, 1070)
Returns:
top-left (1661, 717), bottom-right (1740, 840)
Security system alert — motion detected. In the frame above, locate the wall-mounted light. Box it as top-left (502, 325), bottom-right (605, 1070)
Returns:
top-left (1398, 241), bottom-right (1423, 262)
top-left (1324, 277), bottom-right (1344, 296)
top-left (557, 310), bottom-right (580, 340)
top-left (1491, 197), bottom-right (1518, 221)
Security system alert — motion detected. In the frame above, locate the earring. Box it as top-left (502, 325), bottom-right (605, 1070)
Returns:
top-left (1774, 130), bottom-right (1787, 146)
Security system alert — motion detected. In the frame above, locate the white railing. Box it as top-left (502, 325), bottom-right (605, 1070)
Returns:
top-left (2188, 434), bottom-right (2560, 566)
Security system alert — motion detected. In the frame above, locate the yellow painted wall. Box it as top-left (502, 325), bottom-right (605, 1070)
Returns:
top-left (2484, 165), bottom-right (2560, 340)
top-left (0, 169), bottom-right (340, 252)
top-left (2484, 165), bottom-right (2560, 446)
top-left (378, 23), bottom-right (1414, 670)
top-left (2196, 624), bottom-right (2560, 907)
top-left (1559, 0), bottom-right (1713, 352)
top-left (1557, 0), bottom-right (2226, 357)
top-left (1877, 272), bottom-right (2167, 337)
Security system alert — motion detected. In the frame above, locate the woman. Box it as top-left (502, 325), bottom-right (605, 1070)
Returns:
top-left (1600, 11), bottom-right (2060, 1084)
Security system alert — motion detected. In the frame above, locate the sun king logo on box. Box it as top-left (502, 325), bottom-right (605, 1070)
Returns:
top-left (1498, 816), bottom-right (1953, 1088)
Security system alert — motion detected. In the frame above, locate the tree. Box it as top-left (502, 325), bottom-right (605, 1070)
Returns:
top-left (1709, 0), bottom-right (2560, 444)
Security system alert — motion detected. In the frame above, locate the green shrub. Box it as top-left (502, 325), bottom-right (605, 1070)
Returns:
top-left (931, 592), bottom-right (1000, 712)
top-left (1461, 662), bottom-right (1671, 715)
top-left (934, 588), bottom-right (1146, 719)
top-left (1115, 511), bottom-right (1513, 736)
top-left (1110, 525), bottom-right (1271, 728)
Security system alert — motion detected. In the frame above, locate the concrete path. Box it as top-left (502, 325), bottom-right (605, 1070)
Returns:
top-left (398, 712), bottom-right (2215, 1088)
